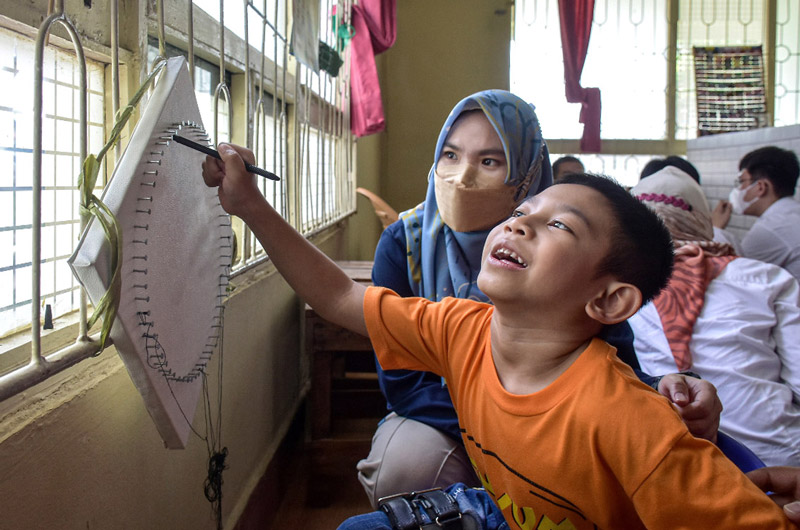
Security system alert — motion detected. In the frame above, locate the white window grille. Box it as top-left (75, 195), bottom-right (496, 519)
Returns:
top-left (512, 0), bottom-right (800, 185)
top-left (0, 0), bottom-right (356, 401)
top-left (0, 25), bottom-right (105, 341)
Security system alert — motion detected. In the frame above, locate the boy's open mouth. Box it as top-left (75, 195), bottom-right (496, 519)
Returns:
top-left (491, 246), bottom-right (528, 268)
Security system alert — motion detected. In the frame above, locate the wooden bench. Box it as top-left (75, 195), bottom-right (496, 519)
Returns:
top-left (305, 261), bottom-right (382, 439)
top-left (304, 261), bottom-right (386, 505)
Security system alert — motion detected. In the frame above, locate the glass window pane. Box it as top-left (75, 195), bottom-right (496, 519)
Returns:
top-left (0, 231), bottom-right (12, 269)
top-left (0, 270), bottom-right (13, 308)
top-left (512, 0), bottom-right (668, 140)
top-left (0, 26), bottom-right (105, 337)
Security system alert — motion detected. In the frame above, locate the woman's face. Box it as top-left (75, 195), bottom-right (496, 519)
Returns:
top-left (436, 111), bottom-right (508, 190)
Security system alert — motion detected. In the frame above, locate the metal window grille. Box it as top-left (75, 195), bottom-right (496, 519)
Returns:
top-left (0, 26), bottom-right (105, 341)
top-left (513, 0), bottom-right (799, 184)
top-left (0, 0), bottom-right (356, 401)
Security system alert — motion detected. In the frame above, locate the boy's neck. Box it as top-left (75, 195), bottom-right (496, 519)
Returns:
top-left (489, 306), bottom-right (601, 395)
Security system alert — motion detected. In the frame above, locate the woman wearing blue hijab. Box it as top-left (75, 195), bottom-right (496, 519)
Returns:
top-left (356, 90), bottom-right (552, 506)
top-left (402, 90), bottom-right (551, 303)
top-left (356, 90), bottom-right (722, 510)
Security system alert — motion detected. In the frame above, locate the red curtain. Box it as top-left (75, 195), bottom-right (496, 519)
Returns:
top-left (558, 0), bottom-right (601, 153)
top-left (350, 0), bottom-right (397, 137)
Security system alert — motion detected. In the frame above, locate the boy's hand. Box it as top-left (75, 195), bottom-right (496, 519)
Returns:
top-left (712, 200), bottom-right (732, 229)
top-left (201, 143), bottom-right (266, 221)
top-left (657, 374), bottom-right (721, 443)
top-left (746, 466), bottom-right (800, 523)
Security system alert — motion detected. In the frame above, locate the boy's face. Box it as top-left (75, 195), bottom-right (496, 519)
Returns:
top-left (478, 184), bottom-right (617, 312)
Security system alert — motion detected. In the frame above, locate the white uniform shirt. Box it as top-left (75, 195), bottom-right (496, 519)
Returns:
top-left (630, 257), bottom-right (800, 466)
top-left (713, 226), bottom-right (743, 256)
top-left (741, 197), bottom-right (800, 282)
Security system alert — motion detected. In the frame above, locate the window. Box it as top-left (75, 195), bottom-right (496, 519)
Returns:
top-left (193, 0), bottom-right (288, 66)
top-left (295, 0), bottom-right (355, 233)
top-left (512, 0), bottom-right (668, 141)
top-left (0, 26), bottom-right (105, 339)
top-left (0, 0), bottom-right (356, 399)
top-left (512, 0), bottom-right (800, 186)
top-left (147, 40), bottom-right (231, 144)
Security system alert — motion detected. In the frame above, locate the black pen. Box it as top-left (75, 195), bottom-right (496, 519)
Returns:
top-left (171, 134), bottom-right (281, 181)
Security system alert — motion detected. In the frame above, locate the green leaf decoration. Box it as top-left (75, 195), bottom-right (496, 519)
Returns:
top-left (77, 59), bottom-right (167, 351)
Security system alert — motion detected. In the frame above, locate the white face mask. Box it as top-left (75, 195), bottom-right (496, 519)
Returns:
top-left (728, 182), bottom-right (758, 215)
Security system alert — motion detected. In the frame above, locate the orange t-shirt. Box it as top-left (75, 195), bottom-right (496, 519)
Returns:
top-left (364, 287), bottom-right (795, 530)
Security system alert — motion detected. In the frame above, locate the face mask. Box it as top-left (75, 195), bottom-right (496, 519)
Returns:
top-left (728, 182), bottom-right (758, 215)
top-left (434, 170), bottom-right (518, 232)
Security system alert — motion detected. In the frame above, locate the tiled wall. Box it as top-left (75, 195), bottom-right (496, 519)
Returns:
top-left (687, 124), bottom-right (800, 241)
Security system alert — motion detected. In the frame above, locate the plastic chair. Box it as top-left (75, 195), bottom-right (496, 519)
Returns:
top-left (716, 430), bottom-right (765, 473)
top-left (356, 187), bottom-right (399, 230)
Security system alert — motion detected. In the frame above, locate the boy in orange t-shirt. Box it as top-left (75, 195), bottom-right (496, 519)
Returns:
top-left (202, 145), bottom-right (796, 529)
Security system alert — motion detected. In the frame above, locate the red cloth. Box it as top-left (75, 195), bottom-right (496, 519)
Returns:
top-left (350, 0), bottom-right (396, 137)
top-left (558, 0), bottom-right (601, 152)
top-left (652, 245), bottom-right (736, 371)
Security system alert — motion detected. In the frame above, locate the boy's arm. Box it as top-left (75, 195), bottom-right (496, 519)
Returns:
top-left (202, 143), bottom-right (368, 336)
top-left (633, 433), bottom-right (797, 529)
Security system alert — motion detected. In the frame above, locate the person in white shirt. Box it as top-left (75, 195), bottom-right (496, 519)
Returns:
top-left (712, 145), bottom-right (800, 281)
top-left (631, 166), bottom-right (800, 467)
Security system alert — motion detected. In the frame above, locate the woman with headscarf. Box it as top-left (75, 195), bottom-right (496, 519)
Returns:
top-left (356, 90), bottom-right (723, 507)
top-left (631, 165), bottom-right (800, 467)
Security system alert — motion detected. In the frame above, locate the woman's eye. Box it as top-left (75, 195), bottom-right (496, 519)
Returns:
top-left (511, 210), bottom-right (524, 218)
top-left (482, 158), bottom-right (501, 167)
top-left (443, 151), bottom-right (457, 160)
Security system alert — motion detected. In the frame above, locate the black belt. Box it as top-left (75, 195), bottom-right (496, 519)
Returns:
top-left (378, 487), bottom-right (471, 530)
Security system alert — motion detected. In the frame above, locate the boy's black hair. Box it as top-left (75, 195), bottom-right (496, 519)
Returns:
top-left (738, 146), bottom-right (800, 198)
top-left (640, 156), bottom-right (701, 183)
top-left (556, 173), bottom-right (674, 304)
top-left (552, 155), bottom-right (584, 178)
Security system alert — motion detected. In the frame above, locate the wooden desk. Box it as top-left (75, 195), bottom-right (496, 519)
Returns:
top-left (305, 261), bottom-right (381, 440)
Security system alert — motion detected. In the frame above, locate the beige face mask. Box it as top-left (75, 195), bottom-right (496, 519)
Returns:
top-left (434, 168), bottom-right (519, 232)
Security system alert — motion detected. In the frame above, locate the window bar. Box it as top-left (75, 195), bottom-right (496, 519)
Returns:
top-left (242, 0), bottom-right (254, 264)
top-left (320, 0), bottom-right (328, 223)
top-left (315, 72), bottom-right (323, 228)
top-left (290, 58), bottom-right (300, 230)
top-left (272, 0), bottom-right (281, 213)
top-left (111, 0), bottom-right (121, 168)
top-left (253, 2), bottom-right (267, 239)
top-left (248, 0), bottom-right (267, 263)
top-left (303, 67), bottom-right (313, 231)
top-left (344, 0), bottom-right (354, 194)
top-left (214, 0), bottom-right (233, 147)
top-left (764, 0), bottom-right (777, 126)
top-left (156, 0), bottom-right (166, 59)
top-left (278, 0), bottom-right (288, 217)
top-left (303, 66), bottom-right (312, 232)
top-left (318, 68), bottom-right (326, 225)
top-left (666, 0), bottom-right (678, 143)
top-left (0, 5), bottom-right (95, 402)
top-left (244, 0), bottom-right (253, 150)
top-left (188, 0), bottom-right (195, 85)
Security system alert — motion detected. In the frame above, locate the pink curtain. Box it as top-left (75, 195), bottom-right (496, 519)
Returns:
top-left (558, 0), bottom-right (601, 153)
top-left (350, 0), bottom-right (397, 137)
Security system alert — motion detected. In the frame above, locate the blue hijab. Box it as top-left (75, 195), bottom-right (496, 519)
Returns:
top-left (400, 90), bottom-right (552, 302)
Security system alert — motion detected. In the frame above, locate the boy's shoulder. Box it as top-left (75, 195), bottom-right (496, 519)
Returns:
top-left (576, 339), bottom-right (689, 455)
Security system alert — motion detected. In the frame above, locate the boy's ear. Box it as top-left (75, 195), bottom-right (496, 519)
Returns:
top-left (585, 281), bottom-right (642, 324)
